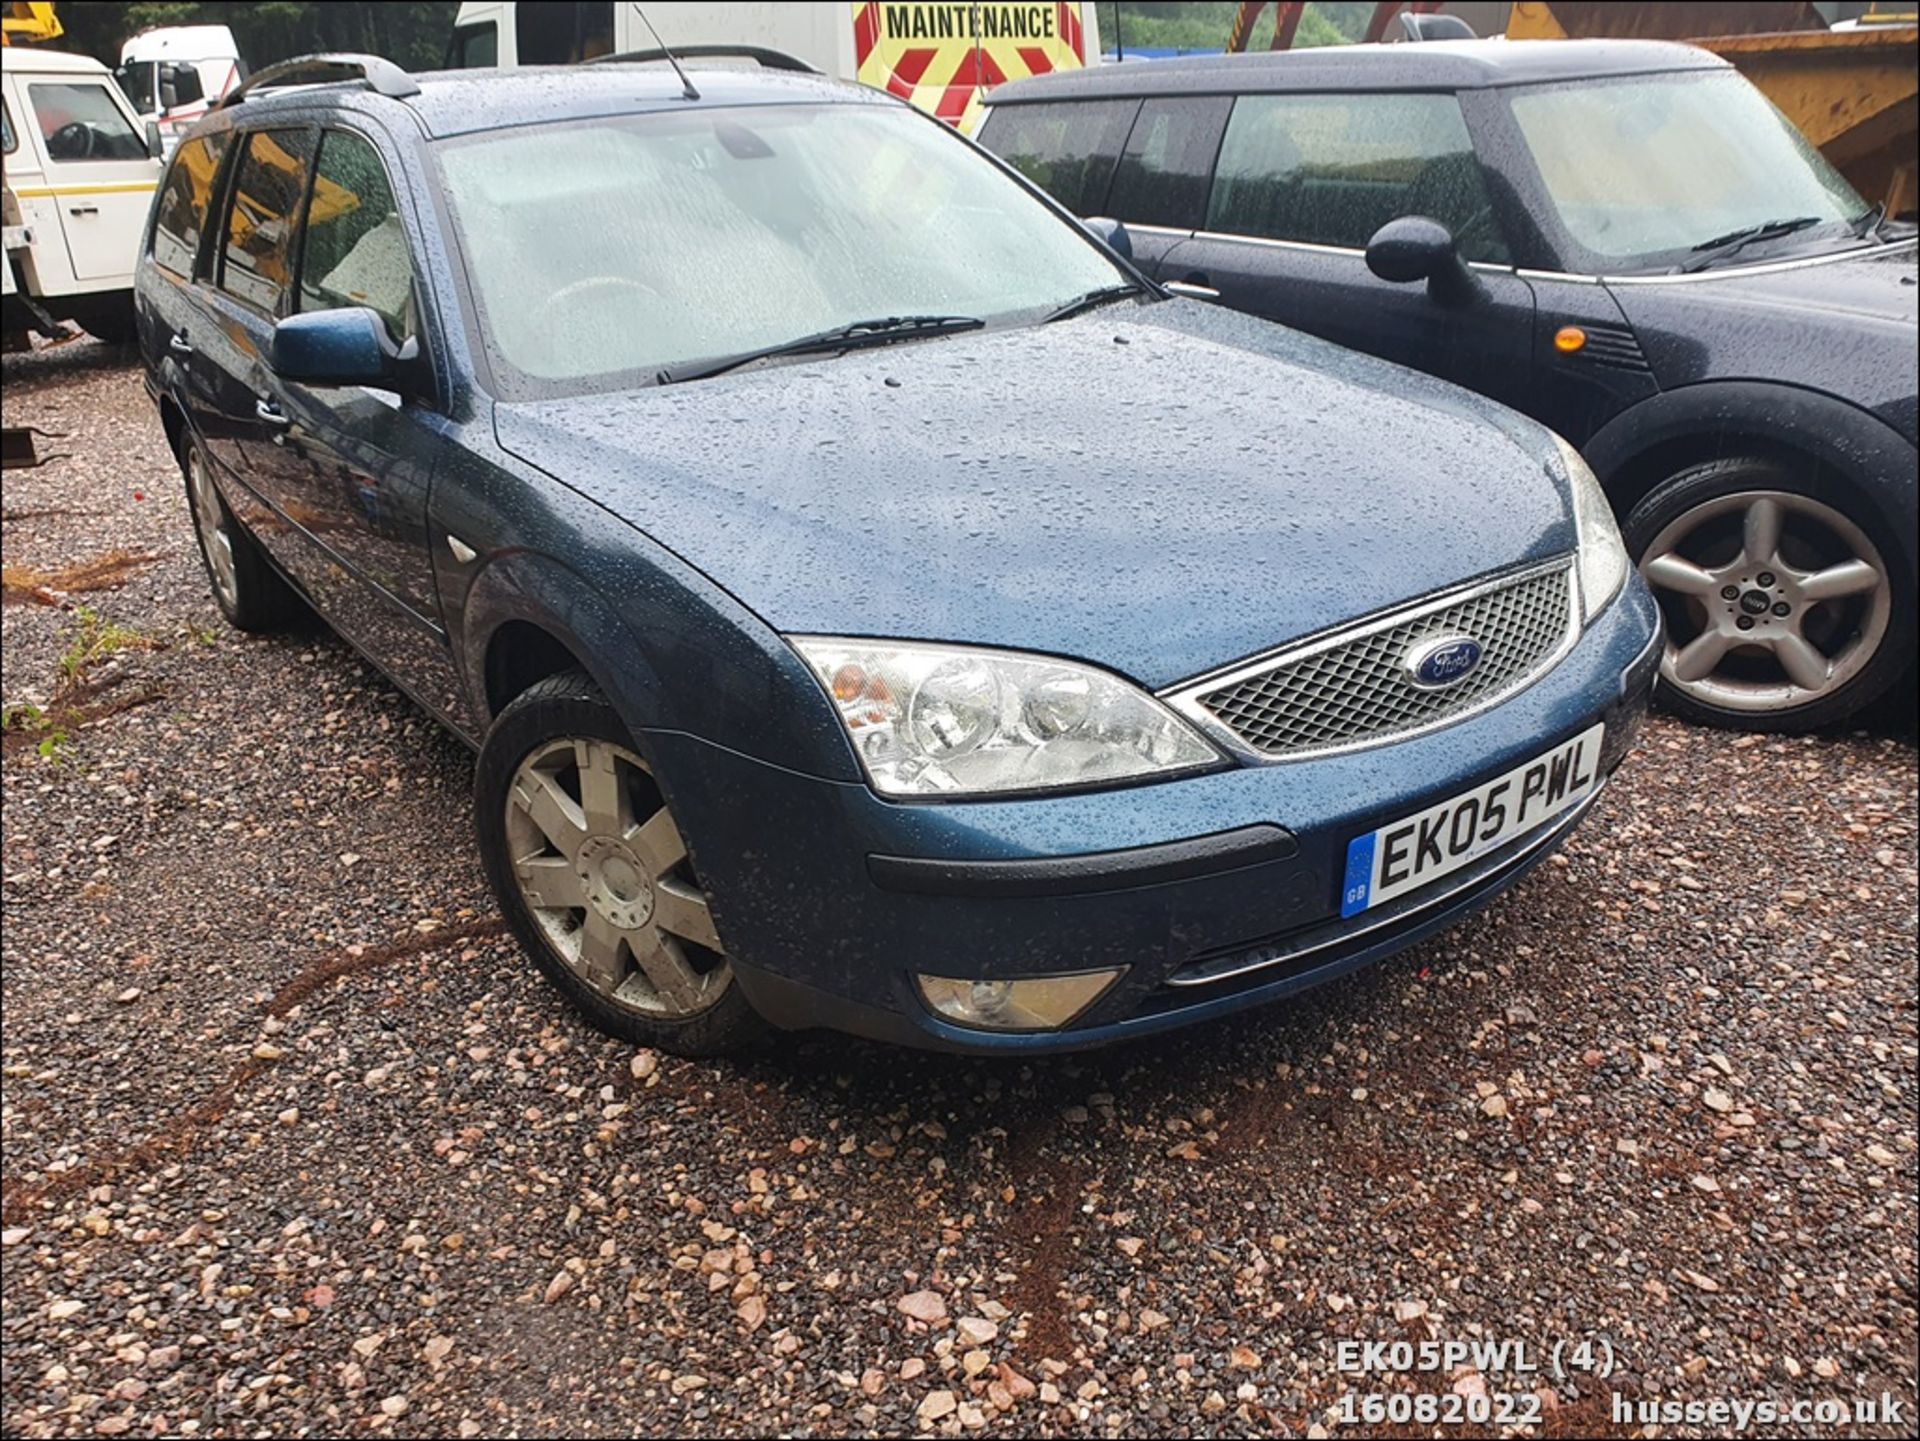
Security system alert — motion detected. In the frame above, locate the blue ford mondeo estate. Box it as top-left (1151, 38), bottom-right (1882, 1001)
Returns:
top-left (136, 52), bottom-right (1660, 1054)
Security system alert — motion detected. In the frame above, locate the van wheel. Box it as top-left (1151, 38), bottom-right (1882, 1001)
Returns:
top-left (182, 433), bottom-right (302, 631)
top-left (1625, 457), bottom-right (1910, 732)
top-left (475, 671), bottom-right (767, 1056)
top-left (82, 304), bottom-right (138, 347)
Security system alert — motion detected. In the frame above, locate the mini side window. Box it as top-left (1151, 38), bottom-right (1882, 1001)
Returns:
top-left (1105, 97), bottom-right (1231, 231)
top-left (978, 99), bottom-right (1140, 216)
top-left (151, 132), bottom-right (230, 279)
top-left (297, 129), bottom-right (415, 343)
top-left (28, 81), bottom-right (148, 162)
top-left (2, 96), bottom-right (16, 154)
top-left (219, 128), bottom-right (318, 314)
top-left (1207, 92), bottom-right (1508, 263)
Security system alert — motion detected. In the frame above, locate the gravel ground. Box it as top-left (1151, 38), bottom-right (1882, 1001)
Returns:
top-left (2, 339), bottom-right (1916, 1439)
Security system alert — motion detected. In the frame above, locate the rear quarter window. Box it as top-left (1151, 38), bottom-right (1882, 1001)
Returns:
top-left (977, 99), bottom-right (1139, 216)
top-left (151, 132), bottom-right (230, 278)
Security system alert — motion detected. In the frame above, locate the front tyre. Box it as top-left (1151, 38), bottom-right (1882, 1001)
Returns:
top-left (1625, 458), bottom-right (1911, 733)
top-left (475, 671), bottom-right (765, 1055)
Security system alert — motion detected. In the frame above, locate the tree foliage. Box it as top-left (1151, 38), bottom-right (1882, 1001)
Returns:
top-left (1094, 2), bottom-right (1365, 54)
top-left (50, 1), bottom-right (461, 74)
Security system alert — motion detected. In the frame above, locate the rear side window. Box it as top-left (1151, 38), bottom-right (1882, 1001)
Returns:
top-left (1207, 92), bottom-right (1507, 261)
top-left (298, 129), bottom-right (414, 342)
top-left (151, 132), bottom-right (229, 278)
top-left (448, 21), bottom-right (498, 68)
top-left (219, 128), bottom-right (317, 314)
top-left (1106, 96), bottom-right (1230, 230)
top-left (516, 1), bottom-right (615, 64)
top-left (28, 81), bottom-right (147, 162)
top-left (978, 99), bottom-right (1138, 216)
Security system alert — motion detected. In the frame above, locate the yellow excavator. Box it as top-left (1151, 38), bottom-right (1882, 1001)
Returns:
top-left (1225, 1), bottom-right (1917, 216)
top-left (1, 2), bottom-right (62, 47)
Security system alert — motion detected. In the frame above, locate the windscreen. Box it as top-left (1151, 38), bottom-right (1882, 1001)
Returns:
top-left (435, 102), bottom-right (1122, 394)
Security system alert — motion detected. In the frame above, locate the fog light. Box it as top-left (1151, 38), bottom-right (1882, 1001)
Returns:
top-left (916, 968), bottom-right (1125, 1031)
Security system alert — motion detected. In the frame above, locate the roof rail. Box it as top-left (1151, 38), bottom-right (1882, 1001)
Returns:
top-left (219, 53), bottom-right (420, 108)
top-left (588, 45), bottom-right (820, 75)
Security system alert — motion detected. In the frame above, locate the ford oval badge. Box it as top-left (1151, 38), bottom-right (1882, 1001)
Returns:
top-left (1406, 634), bottom-right (1485, 690)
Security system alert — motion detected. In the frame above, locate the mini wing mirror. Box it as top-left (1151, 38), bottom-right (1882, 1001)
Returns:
top-left (1082, 215), bottom-right (1133, 262)
top-left (144, 118), bottom-right (164, 159)
top-left (1366, 216), bottom-right (1481, 305)
top-left (271, 308), bottom-right (404, 388)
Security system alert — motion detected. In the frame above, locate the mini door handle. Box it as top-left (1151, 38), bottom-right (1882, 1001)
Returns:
top-left (67, 203), bottom-right (100, 216)
top-left (168, 333), bottom-right (194, 355)
top-left (1164, 279), bottom-right (1220, 300)
top-left (255, 398), bottom-right (291, 427)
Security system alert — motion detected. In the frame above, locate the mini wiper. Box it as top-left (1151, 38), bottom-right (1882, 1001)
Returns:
top-left (1680, 215), bottom-right (1823, 272)
top-left (660, 314), bottom-right (983, 384)
top-left (1851, 201), bottom-right (1887, 240)
top-left (1043, 284), bottom-right (1144, 323)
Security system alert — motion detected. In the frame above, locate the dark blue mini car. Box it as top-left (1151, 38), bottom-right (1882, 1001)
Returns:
top-left (136, 52), bottom-right (1659, 1054)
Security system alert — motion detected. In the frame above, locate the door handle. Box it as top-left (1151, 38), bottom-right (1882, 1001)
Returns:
top-left (1164, 279), bottom-right (1221, 300)
top-left (168, 332), bottom-right (194, 356)
top-left (255, 398), bottom-right (292, 427)
top-left (67, 204), bottom-right (100, 216)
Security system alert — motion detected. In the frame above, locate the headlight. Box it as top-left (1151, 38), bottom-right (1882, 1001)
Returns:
top-left (789, 637), bottom-right (1222, 798)
top-left (1555, 433), bottom-right (1627, 620)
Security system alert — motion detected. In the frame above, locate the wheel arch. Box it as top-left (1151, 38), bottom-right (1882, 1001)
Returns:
top-left (1587, 381), bottom-right (1919, 576)
top-left (157, 392), bottom-right (189, 465)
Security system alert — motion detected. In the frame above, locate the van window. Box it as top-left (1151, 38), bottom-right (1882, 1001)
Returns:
top-left (298, 130), bottom-right (414, 342)
top-left (1207, 93), bottom-right (1506, 261)
top-left (448, 20), bottom-right (498, 68)
top-left (29, 81), bottom-right (148, 162)
top-left (2, 96), bottom-right (15, 153)
top-left (1106, 96), bottom-right (1230, 230)
top-left (219, 128), bottom-right (318, 314)
top-left (977, 100), bottom-right (1138, 216)
top-left (152, 132), bottom-right (230, 278)
top-left (516, 1), bottom-right (615, 65)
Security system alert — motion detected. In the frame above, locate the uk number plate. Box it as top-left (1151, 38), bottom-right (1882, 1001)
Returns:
top-left (1340, 723), bottom-right (1605, 918)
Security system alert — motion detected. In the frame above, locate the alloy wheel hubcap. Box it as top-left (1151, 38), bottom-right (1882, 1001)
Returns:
top-left (1639, 490), bottom-right (1891, 713)
top-left (505, 737), bottom-right (728, 1019)
top-left (187, 449), bottom-right (238, 610)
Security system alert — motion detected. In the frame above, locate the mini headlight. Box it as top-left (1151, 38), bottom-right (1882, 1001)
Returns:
top-left (1554, 432), bottom-right (1628, 620)
top-left (790, 638), bottom-right (1221, 798)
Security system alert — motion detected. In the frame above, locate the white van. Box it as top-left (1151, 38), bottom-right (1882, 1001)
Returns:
top-left (115, 24), bottom-right (246, 150)
top-left (448, 1), bottom-right (1098, 128)
top-left (3, 46), bottom-right (164, 344)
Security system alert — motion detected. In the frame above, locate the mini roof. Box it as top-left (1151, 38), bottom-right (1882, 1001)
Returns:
top-left (988, 39), bottom-right (1725, 105)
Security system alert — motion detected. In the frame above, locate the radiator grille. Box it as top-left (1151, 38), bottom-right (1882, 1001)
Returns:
top-left (1189, 565), bottom-right (1576, 758)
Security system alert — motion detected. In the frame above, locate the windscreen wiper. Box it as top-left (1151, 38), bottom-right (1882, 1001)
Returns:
top-left (660, 315), bottom-right (983, 384)
top-left (1043, 284), bottom-right (1145, 323)
top-left (1679, 215), bottom-right (1823, 273)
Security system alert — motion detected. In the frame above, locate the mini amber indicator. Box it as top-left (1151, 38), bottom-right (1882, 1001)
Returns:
top-left (1554, 325), bottom-right (1587, 353)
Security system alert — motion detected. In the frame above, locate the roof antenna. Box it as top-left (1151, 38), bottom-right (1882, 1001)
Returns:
top-left (629, 3), bottom-right (700, 100)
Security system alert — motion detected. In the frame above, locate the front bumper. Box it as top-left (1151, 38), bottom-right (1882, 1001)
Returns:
top-left (647, 580), bottom-right (1662, 1053)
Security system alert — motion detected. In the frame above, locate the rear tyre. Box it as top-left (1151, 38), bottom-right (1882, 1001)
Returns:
top-left (80, 303), bottom-right (138, 347)
top-left (1625, 456), bottom-right (1911, 732)
top-left (475, 670), bottom-right (766, 1056)
top-left (181, 432), bottom-right (303, 632)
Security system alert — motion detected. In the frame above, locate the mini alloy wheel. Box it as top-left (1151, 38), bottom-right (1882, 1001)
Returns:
top-left (187, 442), bottom-right (240, 614)
top-left (1636, 483), bottom-right (1897, 725)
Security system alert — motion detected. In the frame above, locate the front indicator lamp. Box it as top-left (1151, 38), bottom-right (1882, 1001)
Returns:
top-left (916, 968), bottom-right (1126, 1031)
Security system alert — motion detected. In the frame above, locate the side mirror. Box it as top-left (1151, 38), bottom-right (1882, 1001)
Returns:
top-left (1082, 215), bottom-right (1132, 262)
top-left (1365, 216), bottom-right (1481, 305)
top-left (271, 308), bottom-right (399, 387)
top-left (144, 119), bottom-right (164, 159)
